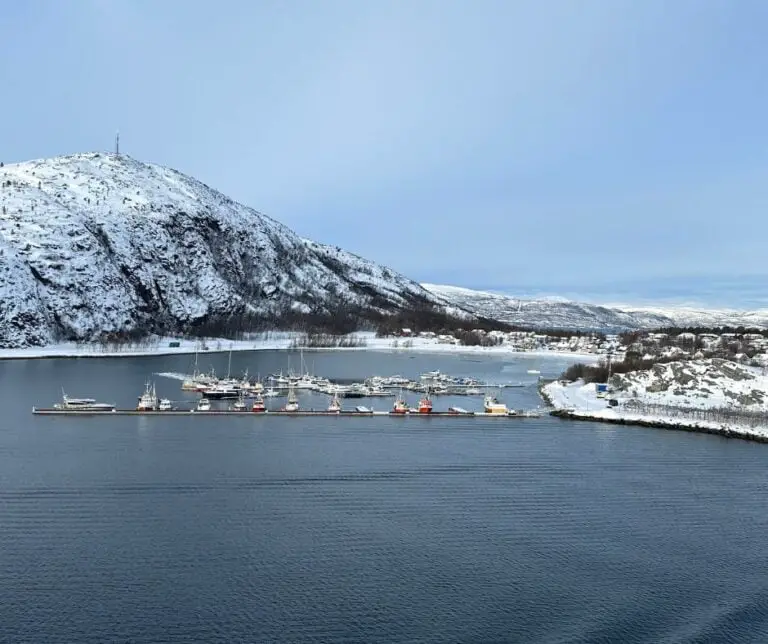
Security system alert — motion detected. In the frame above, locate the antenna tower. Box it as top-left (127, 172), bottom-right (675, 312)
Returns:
top-left (115, 131), bottom-right (120, 155)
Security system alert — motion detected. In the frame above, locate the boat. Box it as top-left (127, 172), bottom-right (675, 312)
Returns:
top-left (196, 398), bottom-right (211, 412)
top-left (483, 392), bottom-right (509, 415)
top-left (251, 394), bottom-right (266, 413)
top-left (448, 406), bottom-right (472, 415)
top-left (327, 392), bottom-right (342, 413)
top-left (231, 391), bottom-right (247, 411)
top-left (136, 381), bottom-right (159, 411)
top-left (392, 392), bottom-right (409, 414)
top-left (263, 387), bottom-right (279, 398)
top-left (527, 369), bottom-right (541, 375)
top-left (53, 391), bottom-right (115, 412)
top-left (200, 383), bottom-right (239, 399)
top-left (417, 390), bottom-right (433, 414)
top-left (158, 398), bottom-right (173, 411)
top-left (283, 384), bottom-right (299, 412)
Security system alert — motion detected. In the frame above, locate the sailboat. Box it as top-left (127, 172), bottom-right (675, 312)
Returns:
top-left (327, 391), bottom-right (342, 413)
top-left (283, 384), bottom-right (299, 412)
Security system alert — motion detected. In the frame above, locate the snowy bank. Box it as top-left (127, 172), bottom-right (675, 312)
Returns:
top-left (542, 361), bottom-right (768, 443)
top-left (0, 332), bottom-right (602, 362)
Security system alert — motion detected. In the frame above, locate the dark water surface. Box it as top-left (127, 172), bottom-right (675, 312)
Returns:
top-left (2, 350), bottom-right (768, 643)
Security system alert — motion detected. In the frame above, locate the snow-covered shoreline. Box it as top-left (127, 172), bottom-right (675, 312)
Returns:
top-left (0, 332), bottom-right (602, 362)
top-left (541, 375), bottom-right (768, 443)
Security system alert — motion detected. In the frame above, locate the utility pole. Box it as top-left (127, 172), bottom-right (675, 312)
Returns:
top-left (115, 130), bottom-right (120, 155)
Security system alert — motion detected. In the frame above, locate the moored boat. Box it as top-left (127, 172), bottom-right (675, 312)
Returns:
top-left (327, 392), bottom-right (342, 413)
top-left (158, 398), bottom-right (173, 411)
top-left (53, 391), bottom-right (115, 412)
top-left (392, 393), bottom-right (409, 414)
top-left (196, 397), bottom-right (211, 412)
top-left (137, 382), bottom-right (159, 411)
top-left (483, 392), bottom-right (508, 415)
top-left (283, 384), bottom-right (299, 412)
top-left (417, 390), bottom-right (433, 414)
top-left (251, 394), bottom-right (266, 413)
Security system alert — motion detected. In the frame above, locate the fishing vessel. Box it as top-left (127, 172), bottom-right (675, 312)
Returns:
top-left (136, 382), bottom-right (159, 411)
top-left (53, 391), bottom-right (115, 412)
top-left (417, 390), bottom-right (433, 414)
top-left (483, 392), bottom-right (509, 415)
top-left (231, 391), bottom-right (247, 411)
top-left (251, 394), bottom-right (266, 413)
top-left (392, 392), bottom-right (409, 414)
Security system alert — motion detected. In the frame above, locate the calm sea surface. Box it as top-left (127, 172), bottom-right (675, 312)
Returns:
top-left (1, 349), bottom-right (768, 643)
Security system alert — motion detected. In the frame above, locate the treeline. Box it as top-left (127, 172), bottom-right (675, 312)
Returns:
top-left (561, 353), bottom-right (682, 384)
top-left (288, 333), bottom-right (367, 349)
top-left (454, 330), bottom-right (504, 347)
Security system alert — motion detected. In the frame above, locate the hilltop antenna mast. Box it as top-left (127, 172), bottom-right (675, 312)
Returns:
top-left (115, 130), bottom-right (120, 155)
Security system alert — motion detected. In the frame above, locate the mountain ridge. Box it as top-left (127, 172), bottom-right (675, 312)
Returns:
top-left (422, 283), bottom-right (768, 331)
top-left (0, 152), bottom-right (466, 347)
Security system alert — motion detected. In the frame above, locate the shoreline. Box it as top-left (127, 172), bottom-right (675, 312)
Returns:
top-left (0, 334), bottom-right (602, 363)
top-left (541, 379), bottom-right (768, 444)
top-left (549, 408), bottom-right (768, 444)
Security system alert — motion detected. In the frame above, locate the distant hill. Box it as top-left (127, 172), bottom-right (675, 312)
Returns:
top-left (422, 283), bottom-right (768, 332)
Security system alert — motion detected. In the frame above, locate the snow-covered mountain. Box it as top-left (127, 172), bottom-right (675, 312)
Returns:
top-left (0, 152), bottom-right (462, 347)
top-left (423, 284), bottom-right (768, 332)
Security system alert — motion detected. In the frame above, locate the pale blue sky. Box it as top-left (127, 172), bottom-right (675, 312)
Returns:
top-left (2, 0), bottom-right (767, 306)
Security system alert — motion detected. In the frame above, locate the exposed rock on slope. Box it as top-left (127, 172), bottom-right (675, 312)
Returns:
top-left (609, 359), bottom-right (768, 410)
top-left (0, 153), bottom-right (459, 347)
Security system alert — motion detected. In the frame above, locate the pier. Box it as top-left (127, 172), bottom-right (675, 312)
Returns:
top-left (31, 408), bottom-right (540, 418)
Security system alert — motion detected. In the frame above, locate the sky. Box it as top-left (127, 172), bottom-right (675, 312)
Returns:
top-left (1, 0), bottom-right (767, 307)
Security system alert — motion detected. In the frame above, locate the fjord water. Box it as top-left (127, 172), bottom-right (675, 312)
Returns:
top-left (2, 350), bottom-right (768, 643)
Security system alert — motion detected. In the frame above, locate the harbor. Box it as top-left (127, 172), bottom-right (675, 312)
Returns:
top-left (31, 352), bottom-right (543, 418)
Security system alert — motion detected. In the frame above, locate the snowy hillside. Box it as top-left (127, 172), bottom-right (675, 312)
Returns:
top-left (0, 153), bottom-right (460, 347)
top-left (608, 359), bottom-right (768, 410)
top-left (423, 284), bottom-right (768, 332)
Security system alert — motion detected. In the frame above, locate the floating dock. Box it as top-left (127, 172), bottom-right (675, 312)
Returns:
top-left (31, 408), bottom-right (540, 418)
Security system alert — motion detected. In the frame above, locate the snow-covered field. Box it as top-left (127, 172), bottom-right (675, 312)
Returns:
top-left (0, 332), bottom-right (601, 361)
top-left (542, 360), bottom-right (768, 441)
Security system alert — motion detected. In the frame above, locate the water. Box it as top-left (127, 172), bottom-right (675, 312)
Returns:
top-left (2, 349), bottom-right (768, 642)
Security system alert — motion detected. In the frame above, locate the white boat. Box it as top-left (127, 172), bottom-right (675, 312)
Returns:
top-left (527, 369), bottom-right (541, 375)
top-left (137, 381), bottom-right (159, 411)
top-left (263, 387), bottom-right (279, 398)
top-left (327, 392), bottom-right (342, 413)
top-left (54, 391), bottom-right (115, 412)
top-left (283, 385), bottom-right (299, 412)
top-left (158, 398), bottom-right (173, 411)
top-left (196, 398), bottom-right (211, 412)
